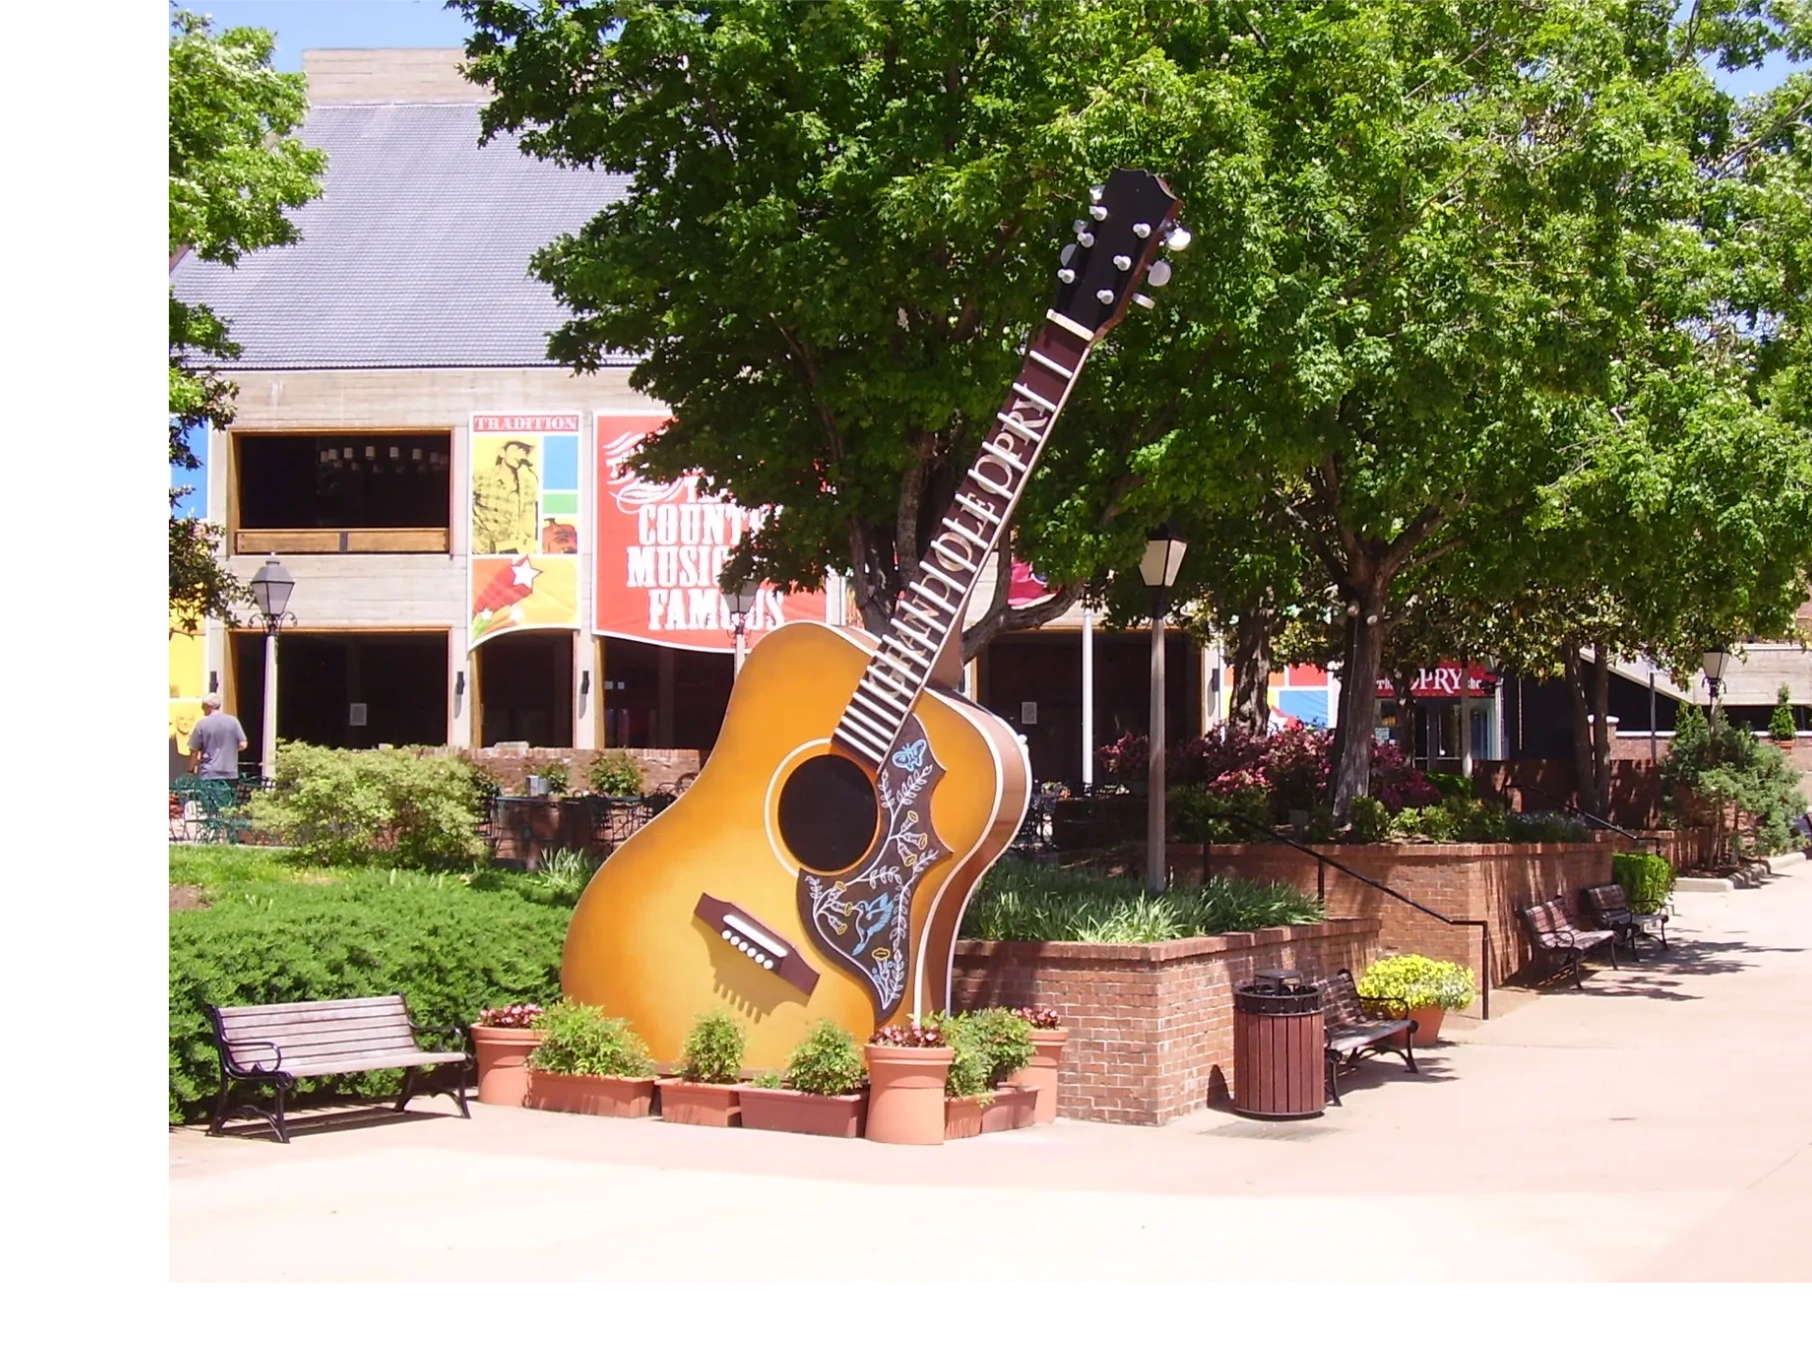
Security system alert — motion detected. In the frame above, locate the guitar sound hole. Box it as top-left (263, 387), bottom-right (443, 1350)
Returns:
top-left (778, 754), bottom-right (880, 873)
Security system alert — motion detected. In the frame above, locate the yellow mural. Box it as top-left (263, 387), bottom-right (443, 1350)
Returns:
top-left (169, 615), bottom-right (207, 776)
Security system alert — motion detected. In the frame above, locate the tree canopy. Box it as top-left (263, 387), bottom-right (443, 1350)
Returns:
top-left (168, 9), bottom-right (325, 627)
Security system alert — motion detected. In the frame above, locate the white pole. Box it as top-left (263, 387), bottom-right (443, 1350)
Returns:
top-left (734, 627), bottom-right (747, 677)
top-left (1081, 607), bottom-right (1095, 788)
top-left (1460, 652), bottom-right (1474, 778)
top-left (261, 629), bottom-right (279, 782)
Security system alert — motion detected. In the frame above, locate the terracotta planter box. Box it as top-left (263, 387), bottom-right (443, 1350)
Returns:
top-left (864, 1045), bottom-right (953, 1145)
top-left (525, 1070), bottom-right (655, 1118)
top-left (1409, 1006), bottom-right (1445, 1045)
top-left (658, 1079), bottom-right (742, 1127)
top-left (945, 1094), bottom-right (988, 1140)
top-left (470, 1025), bottom-right (548, 1107)
top-left (1005, 1027), bottom-right (1069, 1124)
top-left (736, 1086), bottom-right (867, 1138)
top-left (977, 1084), bottom-right (1038, 1133)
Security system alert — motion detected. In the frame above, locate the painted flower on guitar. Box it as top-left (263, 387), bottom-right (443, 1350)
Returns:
top-left (798, 717), bottom-right (949, 1018)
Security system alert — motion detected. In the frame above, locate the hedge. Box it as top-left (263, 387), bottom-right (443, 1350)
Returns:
top-left (169, 850), bottom-right (569, 1121)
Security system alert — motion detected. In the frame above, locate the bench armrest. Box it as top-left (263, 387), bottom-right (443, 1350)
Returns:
top-left (222, 1037), bottom-right (284, 1077)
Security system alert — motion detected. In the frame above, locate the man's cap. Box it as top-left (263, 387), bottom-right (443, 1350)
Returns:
top-left (502, 439), bottom-right (533, 453)
top-left (201, 693), bottom-right (222, 708)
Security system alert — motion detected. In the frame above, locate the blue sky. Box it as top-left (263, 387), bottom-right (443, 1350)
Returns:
top-left (185, 1), bottom-right (1803, 94)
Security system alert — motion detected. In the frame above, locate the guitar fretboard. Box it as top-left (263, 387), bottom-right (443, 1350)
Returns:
top-left (831, 314), bottom-right (1095, 766)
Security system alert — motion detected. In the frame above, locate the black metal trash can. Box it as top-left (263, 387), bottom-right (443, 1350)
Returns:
top-left (1232, 969), bottom-right (1325, 1119)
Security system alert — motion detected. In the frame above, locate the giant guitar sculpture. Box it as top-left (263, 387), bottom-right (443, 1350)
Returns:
top-left (564, 169), bottom-right (1185, 1068)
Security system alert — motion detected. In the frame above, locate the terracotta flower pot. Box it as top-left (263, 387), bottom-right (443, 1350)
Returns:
top-left (1005, 1027), bottom-right (1069, 1124)
top-left (737, 1086), bottom-right (867, 1138)
top-left (525, 1069), bottom-right (655, 1118)
top-left (945, 1094), bottom-right (988, 1140)
top-left (470, 1024), bottom-right (548, 1106)
top-left (863, 1045), bottom-right (954, 1145)
top-left (657, 1079), bottom-right (741, 1127)
top-left (1409, 1006), bottom-right (1445, 1045)
top-left (979, 1085), bottom-right (1038, 1134)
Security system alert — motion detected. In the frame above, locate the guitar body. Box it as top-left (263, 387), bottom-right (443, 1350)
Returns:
top-left (562, 619), bottom-right (1031, 1069)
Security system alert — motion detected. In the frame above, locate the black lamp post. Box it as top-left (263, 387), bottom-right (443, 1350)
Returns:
top-left (248, 556), bottom-right (296, 781)
top-left (722, 570), bottom-right (761, 677)
top-left (1138, 523), bottom-right (1187, 892)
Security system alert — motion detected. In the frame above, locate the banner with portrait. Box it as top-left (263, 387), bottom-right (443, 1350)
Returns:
top-left (467, 413), bottom-right (582, 648)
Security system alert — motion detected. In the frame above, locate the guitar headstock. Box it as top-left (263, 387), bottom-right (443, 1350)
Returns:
top-left (1050, 169), bottom-right (1185, 339)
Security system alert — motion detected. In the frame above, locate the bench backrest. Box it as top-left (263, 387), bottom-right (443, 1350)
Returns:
top-left (210, 995), bottom-right (420, 1071)
top-left (1519, 897), bottom-right (1569, 941)
top-left (1319, 969), bottom-right (1369, 1028)
top-left (1581, 884), bottom-right (1631, 926)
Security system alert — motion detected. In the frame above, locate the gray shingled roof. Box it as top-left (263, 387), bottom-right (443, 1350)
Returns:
top-left (171, 102), bottom-right (634, 369)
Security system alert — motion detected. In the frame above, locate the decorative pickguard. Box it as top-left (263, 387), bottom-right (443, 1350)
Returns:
top-left (795, 715), bottom-right (947, 1024)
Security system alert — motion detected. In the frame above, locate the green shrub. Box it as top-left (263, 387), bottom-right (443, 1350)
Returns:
top-left (589, 750), bottom-right (645, 797)
top-left (527, 1001), bottom-right (655, 1078)
top-left (1170, 783), bottom-right (1273, 842)
top-left (1425, 771), bottom-right (1474, 800)
top-left (533, 847), bottom-right (599, 899)
top-left (1662, 704), bottom-right (1808, 858)
top-left (962, 856), bottom-right (1322, 944)
top-left (248, 741), bottom-right (486, 868)
top-left (679, 1011), bottom-right (745, 1084)
top-left (1390, 803), bottom-right (1460, 842)
top-left (168, 847), bottom-right (567, 1120)
top-left (1357, 954), bottom-right (1476, 1012)
top-left (1613, 852), bottom-right (1675, 915)
top-left (934, 1012), bottom-right (994, 1100)
top-left (1770, 686), bottom-right (1797, 742)
top-left (782, 1020), bottom-right (866, 1096)
top-left (1346, 795), bottom-right (1391, 844)
top-left (962, 1007), bottom-right (1037, 1086)
top-left (1504, 811), bottom-right (1591, 843)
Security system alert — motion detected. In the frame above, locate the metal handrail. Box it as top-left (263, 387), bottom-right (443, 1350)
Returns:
top-left (1201, 812), bottom-right (1492, 1020)
top-left (1504, 782), bottom-right (1661, 854)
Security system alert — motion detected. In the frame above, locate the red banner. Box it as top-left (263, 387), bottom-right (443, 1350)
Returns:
top-left (1375, 662), bottom-right (1497, 699)
top-left (593, 414), bottom-right (826, 651)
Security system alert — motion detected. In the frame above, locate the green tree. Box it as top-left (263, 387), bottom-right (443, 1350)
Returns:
top-left (169, 10), bottom-right (326, 626)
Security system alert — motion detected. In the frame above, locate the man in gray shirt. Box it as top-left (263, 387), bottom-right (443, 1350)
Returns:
top-left (188, 694), bottom-right (248, 780)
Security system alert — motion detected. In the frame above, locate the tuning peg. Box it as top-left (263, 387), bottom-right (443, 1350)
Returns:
top-left (1095, 288), bottom-right (1115, 304)
top-left (1165, 225), bottom-right (1192, 252)
top-left (1089, 185), bottom-right (1104, 204)
top-left (1089, 204), bottom-right (1108, 221)
top-left (1112, 254), bottom-right (1131, 271)
top-left (1077, 230), bottom-right (1095, 248)
top-left (1133, 222), bottom-right (1151, 238)
top-left (1132, 293), bottom-right (1156, 310)
top-left (1073, 220), bottom-right (1086, 235)
top-left (1057, 268), bottom-right (1076, 284)
top-left (1060, 243), bottom-right (1076, 265)
top-left (1147, 259), bottom-right (1173, 287)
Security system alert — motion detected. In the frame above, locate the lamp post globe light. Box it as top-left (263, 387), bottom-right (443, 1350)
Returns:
top-left (721, 570), bottom-right (761, 677)
top-left (1701, 644), bottom-right (1729, 728)
top-left (1138, 523), bottom-right (1187, 893)
top-left (248, 556), bottom-right (296, 782)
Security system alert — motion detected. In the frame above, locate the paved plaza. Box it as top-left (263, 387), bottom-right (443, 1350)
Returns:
top-left (170, 860), bottom-right (1812, 1282)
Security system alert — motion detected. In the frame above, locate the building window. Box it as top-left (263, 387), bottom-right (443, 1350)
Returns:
top-left (234, 432), bottom-right (452, 554)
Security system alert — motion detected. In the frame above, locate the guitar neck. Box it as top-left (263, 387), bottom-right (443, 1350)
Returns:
top-left (831, 312), bottom-right (1096, 765)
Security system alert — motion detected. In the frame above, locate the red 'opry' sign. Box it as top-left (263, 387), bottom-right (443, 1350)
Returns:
top-left (1375, 663), bottom-right (1498, 699)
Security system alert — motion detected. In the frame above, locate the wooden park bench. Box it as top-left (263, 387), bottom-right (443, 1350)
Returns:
top-left (1516, 896), bottom-right (1619, 990)
top-left (1581, 883), bottom-right (1669, 955)
top-left (204, 995), bottom-right (474, 1143)
top-left (1319, 968), bottom-right (1419, 1107)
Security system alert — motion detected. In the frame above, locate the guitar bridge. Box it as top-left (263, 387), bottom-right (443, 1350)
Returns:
top-left (694, 894), bottom-right (819, 998)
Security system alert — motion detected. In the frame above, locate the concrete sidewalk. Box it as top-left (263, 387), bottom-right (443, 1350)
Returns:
top-left (170, 861), bottom-right (1812, 1281)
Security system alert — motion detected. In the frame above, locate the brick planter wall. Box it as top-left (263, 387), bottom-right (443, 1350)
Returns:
top-left (1168, 841), bottom-right (1613, 995)
top-left (950, 919), bottom-right (1379, 1126)
top-left (454, 747), bottom-right (701, 794)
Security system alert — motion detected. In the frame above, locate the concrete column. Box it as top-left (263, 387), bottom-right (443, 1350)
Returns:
top-left (1081, 607), bottom-right (1095, 788)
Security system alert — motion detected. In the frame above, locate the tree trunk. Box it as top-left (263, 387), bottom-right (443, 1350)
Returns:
top-left (1590, 644), bottom-right (1612, 819)
top-left (1563, 648), bottom-right (1596, 817)
top-left (1328, 613), bottom-right (1358, 786)
top-left (1228, 604), bottom-right (1275, 736)
top-left (1331, 592), bottom-right (1385, 818)
top-left (1393, 664), bottom-right (1420, 767)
